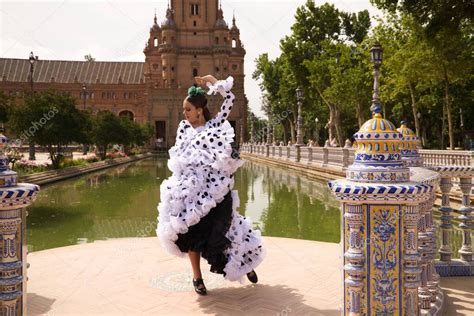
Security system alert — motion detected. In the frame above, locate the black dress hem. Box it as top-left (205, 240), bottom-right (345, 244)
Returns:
top-left (175, 191), bottom-right (233, 275)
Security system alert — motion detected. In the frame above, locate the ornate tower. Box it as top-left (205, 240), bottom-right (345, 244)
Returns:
top-left (144, 0), bottom-right (248, 148)
top-left (144, 11), bottom-right (164, 88)
top-left (228, 12), bottom-right (245, 90)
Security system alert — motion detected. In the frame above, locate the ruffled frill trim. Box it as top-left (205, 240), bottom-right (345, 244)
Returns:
top-left (168, 120), bottom-right (243, 176)
top-left (206, 76), bottom-right (234, 96)
top-left (222, 191), bottom-right (266, 282)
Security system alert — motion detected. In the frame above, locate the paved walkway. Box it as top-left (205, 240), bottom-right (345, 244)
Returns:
top-left (26, 237), bottom-right (473, 315)
top-left (442, 277), bottom-right (474, 315)
top-left (20, 151), bottom-right (94, 165)
top-left (27, 237), bottom-right (342, 315)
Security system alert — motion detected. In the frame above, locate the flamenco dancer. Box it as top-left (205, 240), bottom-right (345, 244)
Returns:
top-left (156, 74), bottom-right (265, 295)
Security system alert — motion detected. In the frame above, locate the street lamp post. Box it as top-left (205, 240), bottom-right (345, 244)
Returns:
top-left (296, 87), bottom-right (304, 145)
top-left (82, 83), bottom-right (88, 155)
top-left (370, 42), bottom-right (383, 113)
top-left (272, 123), bottom-right (276, 145)
top-left (28, 52), bottom-right (38, 160)
top-left (250, 115), bottom-right (255, 143)
top-left (82, 82), bottom-right (87, 111)
top-left (266, 120), bottom-right (271, 145)
top-left (239, 118), bottom-right (244, 146)
top-left (314, 117), bottom-right (319, 146)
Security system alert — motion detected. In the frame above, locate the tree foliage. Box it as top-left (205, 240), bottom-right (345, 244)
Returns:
top-left (252, 0), bottom-right (473, 149)
top-left (8, 92), bottom-right (91, 168)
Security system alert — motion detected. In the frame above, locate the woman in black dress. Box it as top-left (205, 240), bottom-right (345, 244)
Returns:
top-left (156, 75), bottom-right (265, 295)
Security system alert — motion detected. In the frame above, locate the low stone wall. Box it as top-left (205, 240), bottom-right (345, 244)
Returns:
top-left (19, 153), bottom-right (154, 185)
top-left (241, 153), bottom-right (345, 182)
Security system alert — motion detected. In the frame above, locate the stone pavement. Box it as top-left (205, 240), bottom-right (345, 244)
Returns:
top-left (26, 237), bottom-right (473, 315)
top-left (20, 152), bottom-right (92, 165)
top-left (442, 277), bottom-right (474, 315)
top-left (27, 237), bottom-right (342, 315)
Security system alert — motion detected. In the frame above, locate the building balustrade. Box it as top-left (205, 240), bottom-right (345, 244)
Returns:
top-left (241, 139), bottom-right (473, 315)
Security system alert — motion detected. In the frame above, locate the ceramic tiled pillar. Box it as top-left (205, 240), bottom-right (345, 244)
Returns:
top-left (329, 107), bottom-right (433, 315)
top-left (0, 132), bottom-right (40, 315)
top-left (397, 122), bottom-right (442, 312)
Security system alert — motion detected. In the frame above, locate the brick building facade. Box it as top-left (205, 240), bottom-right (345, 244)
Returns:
top-left (0, 0), bottom-right (247, 149)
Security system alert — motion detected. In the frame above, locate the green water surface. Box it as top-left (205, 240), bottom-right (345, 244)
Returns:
top-left (27, 157), bottom-right (341, 252)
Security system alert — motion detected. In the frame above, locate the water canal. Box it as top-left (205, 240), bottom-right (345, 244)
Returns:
top-left (26, 156), bottom-right (464, 258)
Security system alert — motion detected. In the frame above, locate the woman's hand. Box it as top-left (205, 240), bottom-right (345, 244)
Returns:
top-left (194, 75), bottom-right (218, 87)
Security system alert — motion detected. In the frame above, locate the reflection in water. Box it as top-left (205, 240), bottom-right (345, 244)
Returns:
top-left (27, 158), bottom-right (166, 252)
top-left (237, 163), bottom-right (341, 243)
top-left (28, 157), bottom-right (341, 252)
top-left (27, 157), bottom-right (464, 257)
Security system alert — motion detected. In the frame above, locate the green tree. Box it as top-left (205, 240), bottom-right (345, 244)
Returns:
top-left (253, 54), bottom-right (298, 143)
top-left (280, 1), bottom-right (371, 146)
top-left (0, 91), bottom-right (12, 124)
top-left (8, 92), bottom-right (91, 168)
top-left (373, 14), bottom-right (437, 145)
top-left (119, 118), bottom-right (154, 154)
top-left (92, 111), bottom-right (128, 159)
top-left (371, 0), bottom-right (473, 148)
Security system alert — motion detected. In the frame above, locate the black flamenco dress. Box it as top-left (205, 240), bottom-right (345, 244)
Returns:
top-left (175, 190), bottom-right (233, 275)
top-left (156, 76), bottom-right (265, 282)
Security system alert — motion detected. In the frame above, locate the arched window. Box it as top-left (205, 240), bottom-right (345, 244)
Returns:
top-left (215, 37), bottom-right (219, 44)
top-left (232, 39), bottom-right (237, 48)
top-left (193, 68), bottom-right (198, 77)
top-left (163, 36), bottom-right (167, 44)
top-left (154, 37), bottom-right (158, 47)
top-left (119, 110), bottom-right (134, 121)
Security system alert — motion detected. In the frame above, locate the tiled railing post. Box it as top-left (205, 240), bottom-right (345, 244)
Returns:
top-left (417, 199), bottom-right (432, 310)
top-left (404, 204), bottom-right (422, 315)
top-left (438, 176), bottom-right (453, 262)
top-left (431, 167), bottom-right (473, 277)
top-left (425, 195), bottom-right (441, 303)
top-left (329, 108), bottom-right (433, 315)
top-left (0, 132), bottom-right (40, 315)
top-left (344, 204), bottom-right (365, 315)
top-left (458, 176), bottom-right (473, 262)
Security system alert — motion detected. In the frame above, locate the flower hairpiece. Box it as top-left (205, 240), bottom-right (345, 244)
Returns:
top-left (187, 85), bottom-right (205, 97)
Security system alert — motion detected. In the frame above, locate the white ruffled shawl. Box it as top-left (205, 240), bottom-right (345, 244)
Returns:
top-left (156, 76), bottom-right (265, 282)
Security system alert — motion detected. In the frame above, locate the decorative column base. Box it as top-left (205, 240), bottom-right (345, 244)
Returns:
top-left (1, 131), bottom-right (41, 315)
top-left (419, 291), bottom-right (445, 316)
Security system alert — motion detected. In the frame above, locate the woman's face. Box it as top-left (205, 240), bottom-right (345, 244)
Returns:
top-left (182, 99), bottom-right (201, 124)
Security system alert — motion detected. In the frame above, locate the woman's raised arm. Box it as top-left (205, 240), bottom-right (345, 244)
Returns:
top-left (195, 76), bottom-right (235, 128)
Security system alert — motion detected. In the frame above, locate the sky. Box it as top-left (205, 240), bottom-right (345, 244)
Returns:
top-left (0, 0), bottom-right (381, 118)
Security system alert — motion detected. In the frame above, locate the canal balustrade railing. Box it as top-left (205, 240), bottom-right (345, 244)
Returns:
top-left (242, 143), bottom-right (473, 168)
top-left (241, 134), bottom-right (473, 315)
